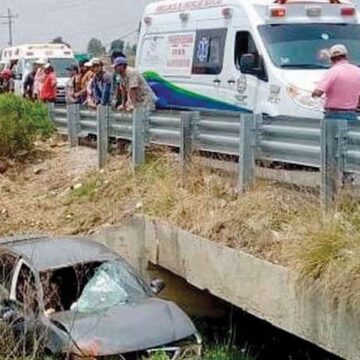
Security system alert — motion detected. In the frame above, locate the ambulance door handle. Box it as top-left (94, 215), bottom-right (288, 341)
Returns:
top-left (227, 79), bottom-right (236, 85)
top-left (213, 79), bottom-right (221, 85)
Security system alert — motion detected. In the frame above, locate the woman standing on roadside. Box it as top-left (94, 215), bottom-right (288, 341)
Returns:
top-left (39, 64), bottom-right (57, 103)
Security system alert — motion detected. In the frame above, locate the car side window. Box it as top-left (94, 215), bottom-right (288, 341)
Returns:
top-left (15, 263), bottom-right (38, 313)
top-left (192, 28), bottom-right (227, 75)
top-left (0, 253), bottom-right (17, 294)
top-left (235, 31), bottom-right (260, 70)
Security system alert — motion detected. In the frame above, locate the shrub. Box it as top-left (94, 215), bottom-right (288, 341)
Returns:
top-left (0, 94), bottom-right (54, 158)
top-left (204, 345), bottom-right (255, 360)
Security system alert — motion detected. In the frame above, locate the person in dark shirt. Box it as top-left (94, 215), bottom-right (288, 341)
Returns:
top-left (90, 58), bottom-right (112, 106)
top-left (23, 64), bottom-right (38, 99)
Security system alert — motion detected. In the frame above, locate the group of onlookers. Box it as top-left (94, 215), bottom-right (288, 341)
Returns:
top-left (65, 52), bottom-right (156, 111)
top-left (0, 59), bottom-right (57, 102)
top-left (0, 51), bottom-right (156, 111)
top-left (24, 59), bottom-right (57, 102)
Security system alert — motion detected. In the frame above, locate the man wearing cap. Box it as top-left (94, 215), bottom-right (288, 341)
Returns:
top-left (113, 56), bottom-right (156, 111)
top-left (74, 61), bottom-right (93, 104)
top-left (90, 58), bottom-right (112, 106)
top-left (312, 44), bottom-right (360, 121)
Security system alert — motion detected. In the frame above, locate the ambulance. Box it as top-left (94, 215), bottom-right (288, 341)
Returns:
top-left (0, 43), bottom-right (76, 102)
top-left (137, 0), bottom-right (360, 118)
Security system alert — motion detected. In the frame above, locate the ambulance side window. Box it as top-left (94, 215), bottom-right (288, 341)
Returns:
top-left (192, 29), bottom-right (227, 75)
top-left (235, 31), bottom-right (259, 69)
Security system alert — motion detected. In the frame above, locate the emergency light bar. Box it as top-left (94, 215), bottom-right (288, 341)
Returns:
top-left (269, 0), bottom-right (355, 18)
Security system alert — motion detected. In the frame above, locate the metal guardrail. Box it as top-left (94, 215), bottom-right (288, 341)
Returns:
top-left (51, 104), bottom-right (360, 176)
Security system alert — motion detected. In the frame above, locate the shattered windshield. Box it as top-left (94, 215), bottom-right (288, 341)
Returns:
top-left (71, 261), bottom-right (148, 313)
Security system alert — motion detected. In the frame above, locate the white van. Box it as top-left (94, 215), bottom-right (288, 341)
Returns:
top-left (137, 0), bottom-right (360, 118)
top-left (1, 43), bottom-right (76, 102)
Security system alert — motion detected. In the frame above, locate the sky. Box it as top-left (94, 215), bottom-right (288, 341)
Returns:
top-left (0, 0), bottom-right (159, 52)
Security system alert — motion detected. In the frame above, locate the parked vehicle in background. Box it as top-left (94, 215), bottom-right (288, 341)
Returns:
top-left (0, 44), bottom-right (76, 103)
top-left (137, 0), bottom-right (360, 118)
top-left (0, 236), bottom-right (202, 360)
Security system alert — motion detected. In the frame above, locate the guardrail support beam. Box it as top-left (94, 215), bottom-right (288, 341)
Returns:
top-left (238, 113), bottom-right (256, 193)
top-left (180, 111), bottom-right (199, 175)
top-left (47, 102), bottom-right (55, 123)
top-left (132, 107), bottom-right (149, 168)
top-left (97, 105), bottom-right (110, 169)
top-left (66, 103), bottom-right (80, 147)
top-left (321, 119), bottom-right (348, 211)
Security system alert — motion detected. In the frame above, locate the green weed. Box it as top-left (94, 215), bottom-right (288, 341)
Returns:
top-left (0, 94), bottom-right (53, 158)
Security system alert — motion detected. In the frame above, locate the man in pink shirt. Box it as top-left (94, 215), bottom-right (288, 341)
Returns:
top-left (312, 44), bottom-right (360, 121)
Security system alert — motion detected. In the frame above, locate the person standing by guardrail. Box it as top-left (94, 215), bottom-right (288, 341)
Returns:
top-left (113, 56), bottom-right (156, 110)
top-left (23, 63), bottom-right (38, 100)
top-left (65, 64), bottom-right (81, 104)
top-left (312, 44), bottom-right (360, 121)
top-left (39, 64), bottom-right (57, 103)
top-left (75, 60), bottom-right (93, 104)
top-left (1, 69), bottom-right (14, 93)
top-left (90, 58), bottom-right (112, 107)
top-left (33, 59), bottom-right (47, 100)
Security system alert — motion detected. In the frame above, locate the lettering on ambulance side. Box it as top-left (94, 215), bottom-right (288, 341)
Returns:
top-left (235, 75), bottom-right (248, 105)
top-left (156, 0), bottom-right (223, 14)
top-left (268, 84), bottom-right (281, 104)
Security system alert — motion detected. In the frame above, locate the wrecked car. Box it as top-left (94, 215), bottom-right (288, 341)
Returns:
top-left (0, 236), bottom-right (202, 359)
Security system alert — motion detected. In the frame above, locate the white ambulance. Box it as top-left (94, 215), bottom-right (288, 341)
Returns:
top-left (0, 43), bottom-right (76, 102)
top-left (137, 0), bottom-right (360, 118)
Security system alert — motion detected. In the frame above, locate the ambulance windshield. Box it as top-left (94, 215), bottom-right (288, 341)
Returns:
top-left (258, 23), bottom-right (360, 69)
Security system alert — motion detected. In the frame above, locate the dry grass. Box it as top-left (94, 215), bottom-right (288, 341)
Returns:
top-left (1, 142), bottom-right (360, 311)
top-left (287, 195), bottom-right (360, 312)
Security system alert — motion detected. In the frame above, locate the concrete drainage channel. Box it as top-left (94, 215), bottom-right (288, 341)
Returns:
top-left (91, 216), bottom-right (360, 360)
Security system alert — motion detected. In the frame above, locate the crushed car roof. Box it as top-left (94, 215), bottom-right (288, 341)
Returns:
top-left (0, 237), bottom-right (118, 271)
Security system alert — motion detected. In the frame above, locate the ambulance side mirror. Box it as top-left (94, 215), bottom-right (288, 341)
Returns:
top-left (240, 54), bottom-right (258, 74)
top-left (240, 53), bottom-right (268, 82)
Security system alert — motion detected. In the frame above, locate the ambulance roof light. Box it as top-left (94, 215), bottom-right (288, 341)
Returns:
top-left (270, 7), bottom-right (286, 16)
top-left (341, 6), bottom-right (355, 15)
top-left (222, 7), bottom-right (233, 19)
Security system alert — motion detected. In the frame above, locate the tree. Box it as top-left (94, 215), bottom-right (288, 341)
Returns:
top-left (51, 36), bottom-right (71, 48)
top-left (109, 39), bottom-right (124, 55)
top-left (87, 38), bottom-right (106, 58)
top-left (125, 42), bottom-right (136, 57)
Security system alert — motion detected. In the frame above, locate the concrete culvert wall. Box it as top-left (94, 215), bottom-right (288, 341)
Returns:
top-left (92, 215), bottom-right (360, 360)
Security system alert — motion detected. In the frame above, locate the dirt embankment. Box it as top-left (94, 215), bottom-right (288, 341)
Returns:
top-left (2, 139), bottom-right (360, 313)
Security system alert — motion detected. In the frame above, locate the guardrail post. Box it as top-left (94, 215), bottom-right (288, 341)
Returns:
top-left (180, 111), bottom-right (198, 174)
top-left (238, 113), bottom-right (256, 193)
top-left (47, 102), bottom-right (55, 123)
top-left (132, 107), bottom-right (149, 168)
top-left (97, 105), bottom-right (110, 169)
top-left (66, 103), bottom-right (80, 147)
top-left (320, 118), bottom-right (347, 210)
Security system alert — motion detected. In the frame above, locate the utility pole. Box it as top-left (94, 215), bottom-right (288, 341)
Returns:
top-left (1, 8), bottom-right (18, 46)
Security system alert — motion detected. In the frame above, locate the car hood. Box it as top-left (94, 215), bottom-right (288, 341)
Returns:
top-left (51, 298), bottom-right (196, 356)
